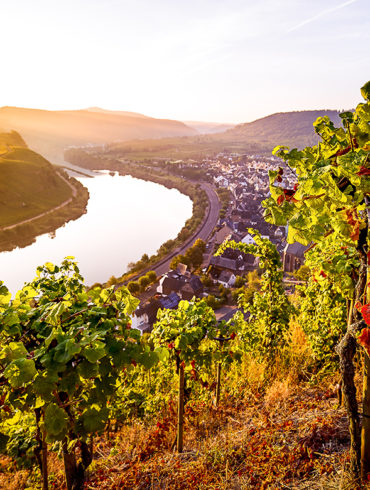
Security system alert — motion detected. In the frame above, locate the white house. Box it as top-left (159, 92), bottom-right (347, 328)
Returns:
top-left (217, 270), bottom-right (236, 288)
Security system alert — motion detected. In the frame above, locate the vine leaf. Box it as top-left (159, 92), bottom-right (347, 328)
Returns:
top-left (44, 403), bottom-right (69, 437)
top-left (3, 358), bottom-right (37, 388)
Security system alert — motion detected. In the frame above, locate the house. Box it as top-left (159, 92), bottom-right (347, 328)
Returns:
top-left (283, 242), bottom-right (310, 273)
top-left (132, 292), bottom-right (181, 333)
top-left (241, 233), bottom-right (255, 245)
top-left (157, 270), bottom-right (204, 300)
top-left (214, 224), bottom-right (233, 245)
top-left (157, 271), bottom-right (185, 295)
top-left (132, 298), bottom-right (162, 332)
top-left (180, 276), bottom-right (204, 300)
top-left (217, 270), bottom-right (236, 288)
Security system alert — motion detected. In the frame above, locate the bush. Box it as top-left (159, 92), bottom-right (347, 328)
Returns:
top-left (139, 276), bottom-right (150, 290)
top-left (128, 281), bottom-right (140, 294)
top-left (147, 271), bottom-right (157, 282)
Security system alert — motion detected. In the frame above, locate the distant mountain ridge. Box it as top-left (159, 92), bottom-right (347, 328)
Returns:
top-left (183, 121), bottom-right (235, 134)
top-left (220, 110), bottom-right (343, 149)
top-left (0, 106), bottom-right (197, 162)
top-left (103, 109), bottom-right (346, 160)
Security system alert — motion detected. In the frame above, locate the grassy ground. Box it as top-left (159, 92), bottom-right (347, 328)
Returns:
top-left (0, 146), bottom-right (72, 227)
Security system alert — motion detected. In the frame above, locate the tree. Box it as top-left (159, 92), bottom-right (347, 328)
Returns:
top-left (262, 81), bottom-right (370, 477)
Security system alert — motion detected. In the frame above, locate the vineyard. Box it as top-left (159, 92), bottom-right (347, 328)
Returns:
top-left (0, 81), bottom-right (369, 489)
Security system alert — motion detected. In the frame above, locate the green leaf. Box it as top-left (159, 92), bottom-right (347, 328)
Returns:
top-left (1, 342), bottom-right (28, 363)
top-left (83, 341), bottom-right (106, 363)
top-left (0, 282), bottom-right (11, 307)
top-left (154, 346), bottom-right (170, 362)
top-left (139, 351), bottom-right (158, 370)
top-left (361, 81), bottom-right (370, 101)
top-left (0, 433), bottom-right (9, 454)
top-left (4, 358), bottom-right (37, 388)
top-left (53, 339), bottom-right (81, 363)
top-left (81, 406), bottom-right (108, 433)
top-left (78, 359), bottom-right (99, 378)
top-left (59, 370), bottom-right (80, 395)
top-left (33, 375), bottom-right (57, 397)
top-left (44, 403), bottom-right (68, 437)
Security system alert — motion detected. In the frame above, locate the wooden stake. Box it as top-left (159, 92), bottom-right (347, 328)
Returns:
top-left (42, 429), bottom-right (48, 490)
top-left (216, 362), bottom-right (222, 406)
top-left (177, 363), bottom-right (185, 453)
top-left (362, 355), bottom-right (370, 478)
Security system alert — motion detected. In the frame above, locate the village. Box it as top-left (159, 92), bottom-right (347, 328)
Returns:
top-left (131, 152), bottom-right (308, 333)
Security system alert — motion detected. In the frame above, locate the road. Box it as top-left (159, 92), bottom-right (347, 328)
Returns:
top-left (122, 182), bottom-right (221, 282)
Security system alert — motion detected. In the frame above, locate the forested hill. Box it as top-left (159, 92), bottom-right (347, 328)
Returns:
top-left (0, 131), bottom-right (73, 227)
top-left (0, 107), bottom-right (197, 162)
top-left (220, 110), bottom-right (342, 150)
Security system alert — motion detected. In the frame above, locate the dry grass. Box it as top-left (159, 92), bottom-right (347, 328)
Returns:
top-left (0, 320), bottom-right (367, 489)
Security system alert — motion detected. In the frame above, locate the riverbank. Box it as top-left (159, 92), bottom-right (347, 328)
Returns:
top-left (64, 149), bottom-right (219, 284)
top-left (0, 171), bottom-right (89, 252)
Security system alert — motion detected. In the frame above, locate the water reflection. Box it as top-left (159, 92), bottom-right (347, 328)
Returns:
top-left (0, 172), bottom-right (192, 295)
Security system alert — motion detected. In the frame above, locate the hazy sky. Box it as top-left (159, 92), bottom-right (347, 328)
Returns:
top-left (1, 0), bottom-right (369, 123)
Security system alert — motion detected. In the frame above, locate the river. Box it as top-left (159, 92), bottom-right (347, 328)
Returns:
top-left (0, 171), bottom-right (192, 295)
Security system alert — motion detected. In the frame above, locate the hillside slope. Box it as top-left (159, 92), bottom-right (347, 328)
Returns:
top-left (103, 110), bottom-right (345, 160)
top-left (0, 107), bottom-right (197, 162)
top-left (0, 131), bottom-right (72, 227)
top-left (221, 110), bottom-right (342, 149)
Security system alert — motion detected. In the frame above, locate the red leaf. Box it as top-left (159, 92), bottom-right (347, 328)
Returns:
top-left (277, 195), bottom-right (285, 205)
top-left (360, 305), bottom-right (370, 326)
top-left (336, 146), bottom-right (351, 157)
top-left (357, 166), bottom-right (370, 176)
top-left (358, 327), bottom-right (370, 356)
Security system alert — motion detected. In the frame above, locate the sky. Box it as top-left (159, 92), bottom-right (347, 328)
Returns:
top-left (1, 0), bottom-right (369, 123)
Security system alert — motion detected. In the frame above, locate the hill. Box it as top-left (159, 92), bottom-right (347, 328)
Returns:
top-left (0, 107), bottom-right (197, 162)
top-left (221, 109), bottom-right (342, 149)
top-left (101, 110), bottom-right (344, 161)
top-left (183, 121), bottom-right (235, 134)
top-left (0, 132), bottom-right (76, 227)
top-left (0, 131), bottom-right (89, 252)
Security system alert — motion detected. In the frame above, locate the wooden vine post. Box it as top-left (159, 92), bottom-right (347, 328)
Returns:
top-left (42, 428), bottom-right (48, 490)
top-left (215, 362), bottom-right (222, 406)
top-left (177, 360), bottom-right (185, 453)
top-left (213, 334), bottom-right (231, 407)
top-left (362, 201), bottom-right (370, 478)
